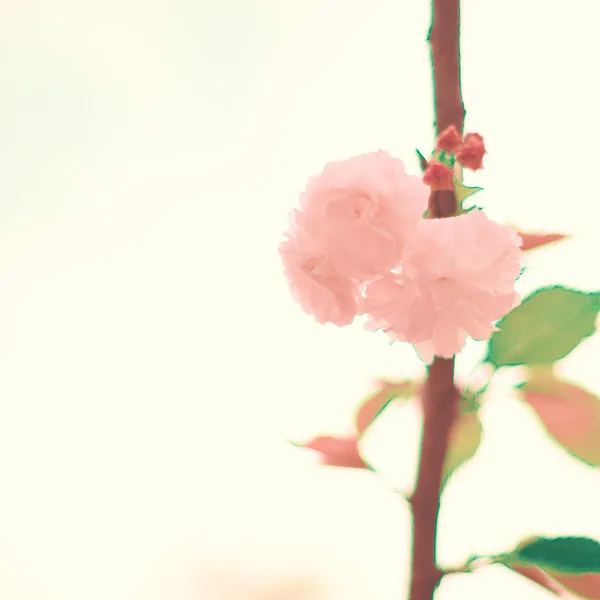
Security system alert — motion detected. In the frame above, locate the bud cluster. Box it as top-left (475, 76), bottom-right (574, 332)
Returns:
top-left (422, 125), bottom-right (487, 192)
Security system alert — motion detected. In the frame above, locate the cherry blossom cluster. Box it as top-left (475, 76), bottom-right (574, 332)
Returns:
top-left (279, 129), bottom-right (522, 364)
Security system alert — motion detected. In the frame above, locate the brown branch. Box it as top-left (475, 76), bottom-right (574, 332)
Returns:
top-left (407, 1), bottom-right (465, 599)
top-left (426, 0), bottom-right (465, 221)
top-left (408, 359), bottom-right (459, 599)
top-left (429, 1), bottom-right (465, 136)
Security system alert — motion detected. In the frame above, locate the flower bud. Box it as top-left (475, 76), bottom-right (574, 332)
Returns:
top-left (456, 133), bottom-right (486, 171)
top-left (423, 160), bottom-right (454, 191)
top-left (435, 125), bottom-right (463, 153)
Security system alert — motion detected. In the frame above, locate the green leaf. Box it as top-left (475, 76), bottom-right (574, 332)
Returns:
top-left (512, 537), bottom-right (600, 574)
top-left (416, 148), bottom-right (428, 172)
top-left (442, 410), bottom-right (482, 486)
top-left (440, 386), bottom-right (487, 488)
top-left (453, 176), bottom-right (483, 208)
top-left (485, 286), bottom-right (600, 367)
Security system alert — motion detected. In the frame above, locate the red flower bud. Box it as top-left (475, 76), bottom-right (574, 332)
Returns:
top-left (456, 133), bottom-right (486, 171)
top-left (435, 125), bottom-right (463, 153)
top-left (422, 161), bottom-right (454, 191)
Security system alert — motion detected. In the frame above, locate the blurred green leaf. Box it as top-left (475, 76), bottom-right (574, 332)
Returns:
top-left (485, 286), bottom-right (600, 367)
top-left (442, 410), bottom-right (482, 486)
top-left (511, 537), bottom-right (600, 574)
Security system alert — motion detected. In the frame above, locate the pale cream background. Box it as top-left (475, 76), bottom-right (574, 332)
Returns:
top-left (0, 0), bottom-right (599, 598)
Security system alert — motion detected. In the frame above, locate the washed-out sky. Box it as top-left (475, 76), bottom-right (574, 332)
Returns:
top-left (0, 1), bottom-right (599, 599)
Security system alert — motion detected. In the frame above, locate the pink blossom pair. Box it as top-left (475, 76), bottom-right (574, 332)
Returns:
top-left (279, 149), bottom-right (522, 364)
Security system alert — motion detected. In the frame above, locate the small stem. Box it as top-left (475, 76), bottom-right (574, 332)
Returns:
top-left (440, 556), bottom-right (496, 577)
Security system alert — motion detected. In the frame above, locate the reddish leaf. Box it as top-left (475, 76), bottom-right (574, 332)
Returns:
top-left (355, 379), bottom-right (421, 435)
top-left (513, 229), bottom-right (570, 252)
top-left (507, 564), bottom-right (570, 597)
top-left (552, 573), bottom-right (600, 599)
top-left (507, 564), bottom-right (600, 599)
top-left (519, 367), bottom-right (600, 466)
top-left (300, 436), bottom-right (370, 469)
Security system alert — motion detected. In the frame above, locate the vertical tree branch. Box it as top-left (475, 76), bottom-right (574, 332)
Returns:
top-left (408, 359), bottom-right (459, 599)
top-left (408, 1), bottom-right (465, 598)
top-left (429, 0), bottom-right (465, 138)
top-left (426, 0), bottom-right (465, 221)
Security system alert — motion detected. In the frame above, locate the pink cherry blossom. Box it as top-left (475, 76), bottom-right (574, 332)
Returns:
top-left (363, 210), bottom-right (523, 364)
top-left (292, 150), bottom-right (429, 281)
top-left (279, 230), bottom-right (363, 327)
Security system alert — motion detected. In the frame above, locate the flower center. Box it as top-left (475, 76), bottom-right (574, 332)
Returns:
top-left (324, 189), bottom-right (375, 222)
top-left (352, 196), bottom-right (372, 219)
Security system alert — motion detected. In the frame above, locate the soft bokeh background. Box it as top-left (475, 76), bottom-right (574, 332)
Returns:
top-left (0, 0), bottom-right (599, 598)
